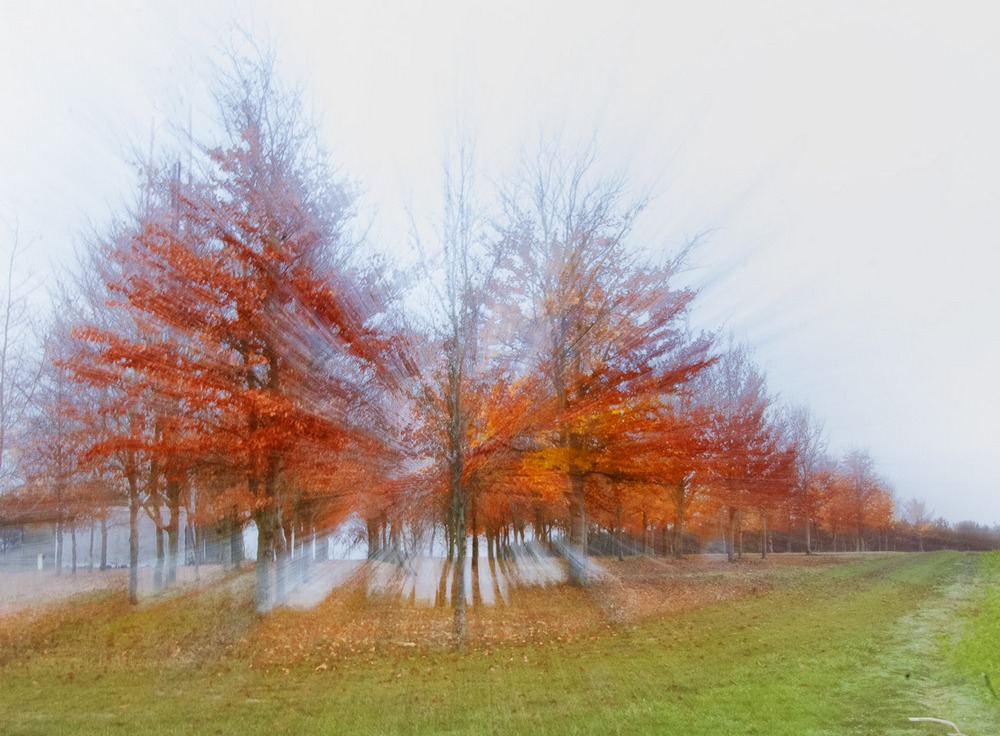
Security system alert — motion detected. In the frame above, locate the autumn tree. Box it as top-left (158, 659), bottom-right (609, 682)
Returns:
top-left (645, 377), bottom-right (717, 560)
top-left (14, 308), bottom-right (101, 576)
top-left (69, 222), bottom-right (170, 602)
top-left (498, 145), bottom-right (709, 584)
top-left (783, 403), bottom-right (828, 553)
top-left (901, 496), bottom-right (933, 552)
top-left (0, 226), bottom-right (40, 487)
top-left (698, 341), bottom-right (784, 561)
top-left (73, 53), bottom-right (404, 613)
top-left (410, 141), bottom-right (544, 639)
top-left (840, 447), bottom-right (886, 552)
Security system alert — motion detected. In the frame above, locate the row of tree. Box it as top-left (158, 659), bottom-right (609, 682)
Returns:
top-left (0, 53), bottom-right (983, 639)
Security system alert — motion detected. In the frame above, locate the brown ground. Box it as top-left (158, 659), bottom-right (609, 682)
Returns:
top-left (0, 553), bottom-right (856, 669)
top-left (250, 553), bottom-right (850, 666)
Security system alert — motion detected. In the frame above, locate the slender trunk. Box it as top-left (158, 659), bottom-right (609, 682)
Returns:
top-left (673, 480), bottom-right (687, 560)
top-left (471, 541), bottom-right (482, 608)
top-left (737, 509), bottom-right (744, 559)
top-left (452, 530), bottom-right (466, 640)
top-left (367, 516), bottom-right (382, 560)
top-left (616, 505), bottom-right (624, 561)
top-left (128, 474), bottom-right (139, 605)
top-left (88, 520), bottom-right (95, 570)
top-left (451, 481), bottom-right (467, 640)
top-left (55, 521), bottom-right (63, 576)
top-left (165, 477), bottom-right (181, 587)
top-left (220, 518), bottom-right (232, 570)
top-left (436, 558), bottom-right (451, 608)
top-left (253, 507), bottom-right (275, 614)
top-left (727, 507), bottom-right (737, 562)
top-left (154, 525), bottom-right (165, 591)
top-left (189, 519), bottom-right (200, 579)
top-left (805, 517), bottom-right (813, 555)
top-left (760, 512), bottom-right (768, 559)
top-left (100, 516), bottom-right (108, 571)
top-left (274, 526), bottom-right (288, 606)
top-left (641, 509), bottom-right (650, 555)
top-left (567, 467), bottom-right (588, 585)
top-left (188, 485), bottom-right (200, 578)
top-left (488, 557), bottom-right (503, 605)
top-left (230, 512), bottom-right (243, 570)
top-left (471, 494), bottom-right (479, 570)
top-left (70, 525), bottom-right (77, 574)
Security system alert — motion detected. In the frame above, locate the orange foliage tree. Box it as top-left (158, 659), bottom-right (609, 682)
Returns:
top-left (71, 57), bottom-right (405, 612)
top-left (697, 342), bottom-right (794, 560)
top-left (498, 149), bottom-right (712, 583)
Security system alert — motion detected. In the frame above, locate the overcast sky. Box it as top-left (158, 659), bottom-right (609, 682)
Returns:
top-left (1, 0), bottom-right (997, 524)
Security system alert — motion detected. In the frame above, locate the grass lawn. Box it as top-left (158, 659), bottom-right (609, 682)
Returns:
top-left (0, 551), bottom-right (993, 735)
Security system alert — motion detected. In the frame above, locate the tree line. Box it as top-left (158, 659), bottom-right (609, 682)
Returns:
top-left (0, 52), bottom-right (992, 639)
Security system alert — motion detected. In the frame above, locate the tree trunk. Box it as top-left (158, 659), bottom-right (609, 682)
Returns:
top-left (673, 480), bottom-right (687, 560)
top-left (55, 521), bottom-right (63, 576)
top-left (88, 520), bottom-right (95, 570)
top-left (452, 530), bottom-right (467, 641)
top-left (366, 515), bottom-right (382, 560)
top-left (70, 525), bottom-right (77, 574)
top-left (154, 525), bottom-right (165, 591)
top-left (760, 512), bottom-right (768, 559)
top-left (471, 542), bottom-right (482, 608)
top-left (274, 526), bottom-right (288, 606)
top-left (253, 507), bottom-right (275, 614)
top-left (727, 507), bottom-right (737, 562)
top-left (451, 472), bottom-right (467, 640)
top-left (470, 494), bottom-right (479, 570)
top-left (641, 509), bottom-right (650, 555)
top-left (188, 519), bottom-right (200, 579)
top-left (128, 475), bottom-right (140, 605)
top-left (616, 505), bottom-right (625, 561)
top-left (230, 511), bottom-right (243, 570)
top-left (436, 558), bottom-right (450, 608)
top-left (567, 468), bottom-right (588, 585)
top-left (737, 509), bottom-right (744, 559)
top-left (100, 516), bottom-right (108, 571)
top-left (165, 477), bottom-right (181, 587)
top-left (220, 519), bottom-right (232, 570)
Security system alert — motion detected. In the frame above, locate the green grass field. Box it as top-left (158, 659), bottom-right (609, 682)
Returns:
top-left (0, 552), bottom-right (996, 735)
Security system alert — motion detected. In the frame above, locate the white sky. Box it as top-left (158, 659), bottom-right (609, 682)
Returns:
top-left (1, 0), bottom-right (997, 524)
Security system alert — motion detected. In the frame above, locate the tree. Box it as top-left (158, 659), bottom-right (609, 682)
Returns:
top-left (0, 225), bottom-right (40, 487)
top-left (411, 141), bottom-right (543, 639)
top-left (499, 145), bottom-right (707, 584)
top-left (901, 497), bottom-right (933, 552)
top-left (840, 448), bottom-right (884, 552)
top-left (783, 403), bottom-right (828, 554)
top-left (699, 341), bottom-right (783, 561)
top-left (73, 52), bottom-right (403, 613)
top-left (68, 236), bottom-right (164, 602)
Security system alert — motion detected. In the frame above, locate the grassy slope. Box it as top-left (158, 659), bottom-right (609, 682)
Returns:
top-left (0, 552), bottom-right (979, 735)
